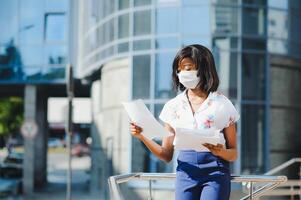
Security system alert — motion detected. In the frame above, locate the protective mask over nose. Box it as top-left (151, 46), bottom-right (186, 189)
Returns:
top-left (177, 70), bottom-right (200, 89)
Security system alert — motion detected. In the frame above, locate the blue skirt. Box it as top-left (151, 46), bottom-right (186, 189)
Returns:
top-left (175, 150), bottom-right (231, 200)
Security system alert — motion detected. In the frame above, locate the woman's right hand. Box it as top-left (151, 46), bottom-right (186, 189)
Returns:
top-left (130, 122), bottom-right (143, 139)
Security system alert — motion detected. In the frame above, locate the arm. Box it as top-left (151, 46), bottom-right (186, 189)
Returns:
top-left (203, 123), bottom-right (238, 162)
top-left (130, 122), bottom-right (175, 163)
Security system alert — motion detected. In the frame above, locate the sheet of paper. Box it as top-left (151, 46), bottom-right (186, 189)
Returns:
top-left (122, 99), bottom-right (171, 139)
top-left (174, 128), bottom-right (224, 151)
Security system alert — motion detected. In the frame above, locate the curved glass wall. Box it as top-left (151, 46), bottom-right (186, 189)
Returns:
top-left (0, 0), bottom-right (68, 83)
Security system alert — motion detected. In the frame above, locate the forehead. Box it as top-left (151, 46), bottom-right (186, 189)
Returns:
top-left (179, 57), bottom-right (194, 65)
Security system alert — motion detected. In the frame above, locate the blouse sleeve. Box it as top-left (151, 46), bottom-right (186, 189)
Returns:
top-left (223, 98), bottom-right (240, 128)
top-left (159, 101), bottom-right (175, 127)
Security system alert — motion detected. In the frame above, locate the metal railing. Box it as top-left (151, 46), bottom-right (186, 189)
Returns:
top-left (108, 173), bottom-right (287, 200)
top-left (261, 157), bottom-right (301, 199)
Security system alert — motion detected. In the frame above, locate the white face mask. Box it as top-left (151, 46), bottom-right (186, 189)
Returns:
top-left (177, 70), bottom-right (200, 89)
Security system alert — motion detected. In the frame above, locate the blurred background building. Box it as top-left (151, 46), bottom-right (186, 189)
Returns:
top-left (0, 0), bottom-right (90, 198)
top-left (76, 0), bottom-right (301, 198)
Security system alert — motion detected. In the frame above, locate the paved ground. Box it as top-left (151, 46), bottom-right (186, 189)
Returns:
top-left (1, 150), bottom-right (103, 200)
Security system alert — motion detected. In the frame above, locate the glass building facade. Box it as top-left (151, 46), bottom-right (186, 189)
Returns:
top-left (79, 0), bottom-right (301, 175)
top-left (0, 0), bottom-right (69, 83)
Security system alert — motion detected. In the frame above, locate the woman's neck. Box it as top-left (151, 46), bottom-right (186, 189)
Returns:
top-left (187, 88), bottom-right (208, 98)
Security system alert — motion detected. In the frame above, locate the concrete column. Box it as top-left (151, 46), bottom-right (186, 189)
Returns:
top-left (23, 85), bottom-right (48, 196)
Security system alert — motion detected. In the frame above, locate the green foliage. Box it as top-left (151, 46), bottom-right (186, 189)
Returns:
top-left (0, 97), bottom-right (23, 136)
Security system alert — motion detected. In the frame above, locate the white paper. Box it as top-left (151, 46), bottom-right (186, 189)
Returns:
top-left (174, 128), bottom-right (225, 152)
top-left (122, 99), bottom-right (171, 139)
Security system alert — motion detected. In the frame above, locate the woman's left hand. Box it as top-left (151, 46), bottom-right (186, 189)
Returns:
top-left (203, 143), bottom-right (225, 156)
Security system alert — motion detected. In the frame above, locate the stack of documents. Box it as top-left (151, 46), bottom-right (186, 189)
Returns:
top-left (174, 128), bottom-right (225, 152)
top-left (122, 99), bottom-right (171, 139)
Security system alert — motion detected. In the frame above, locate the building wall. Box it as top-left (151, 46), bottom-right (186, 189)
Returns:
top-left (269, 55), bottom-right (301, 177)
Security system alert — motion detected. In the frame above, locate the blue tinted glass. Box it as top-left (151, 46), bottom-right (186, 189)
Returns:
top-left (46, 0), bottom-right (68, 11)
top-left (268, 0), bottom-right (288, 9)
top-left (0, 0), bottom-right (18, 44)
top-left (19, 0), bottom-right (44, 44)
top-left (133, 55), bottom-right (151, 99)
top-left (42, 66), bottom-right (65, 80)
top-left (156, 37), bottom-right (179, 49)
top-left (155, 52), bottom-right (176, 98)
top-left (45, 14), bottom-right (66, 42)
top-left (156, 7), bottom-right (178, 34)
top-left (134, 10), bottom-right (151, 36)
top-left (182, 36), bottom-right (211, 48)
top-left (181, 6), bottom-right (210, 35)
top-left (45, 45), bottom-right (67, 65)
top-left (20, 46), bottom-right (44, 66)
top-left (23, 66), bottom-right (43, 81)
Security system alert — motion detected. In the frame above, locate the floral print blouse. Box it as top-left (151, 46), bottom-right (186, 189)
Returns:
top-left (159, 90), bottom-right (240, 151)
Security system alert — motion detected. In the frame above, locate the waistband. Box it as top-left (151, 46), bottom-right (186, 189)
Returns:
top-left (177, 150), bottom-right (229, 169)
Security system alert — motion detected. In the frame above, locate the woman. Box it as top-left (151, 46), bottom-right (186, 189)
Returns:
top-left (130, 44), bottom-right (240, 200)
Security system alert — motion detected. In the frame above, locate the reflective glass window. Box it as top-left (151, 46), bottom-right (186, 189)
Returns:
top-left (118, 42), bottom-right (129, 53)
top-left (0, 0), bottom-right (18, 44)
top-left (133, 55), bottom-right (151, 99)
top-left (242, 7), bottom-right (266, 36)
top-left (268, 0), bottom-right (288, 9)
top-left (213, 51), bottom-right (238, 98)
top-left (133, 40), bottom-right (151, 50)
top-left (242, 38), bottom-right (266, 50)
top-left (45, 45), bottom-right (67, 65)
top-left (119, 0), bottom-right (130, 10)
top-left (155, 52), bottom-right (177, 99)
top-left (134, 0), bottom-right (151, 7)
top-left (212, 6), bottom-right (238, 34)
top-left (45, 13), bottom-right (66, 42)
top-left (134, 10), bottom-right (151, 36)
top-left (118, 14), bottom-right (129, 39)
top-left (42, 66), bottom-right (65, 80)
top-left (213, 37), bottom-right (238, 51)
top-left (45, 0), bottom-right (68, 11)
top-left (156, 37), bottom-right (179, 49)
top-left (19, 0), bottom-right (44, 45)
top-left (156, 7), bottom-right (178, 34)
top-left (241, 105), bottom-right (266, 174)
top-left (20, 46), bottom-right (44, 66)
top-left (242, 53), bottom-right (266, 100)
top-left (181, 6), bottom-right (210, 35)
top-left (268, 9), bottom-right (288, 39)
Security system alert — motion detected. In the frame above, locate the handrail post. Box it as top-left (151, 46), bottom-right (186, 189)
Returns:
top-left (249, 182), bottom-right (253, 199)
top-left (148, 180), bottom-right (153, 200)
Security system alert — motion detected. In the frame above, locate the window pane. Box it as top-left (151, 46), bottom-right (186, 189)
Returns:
top-left (45, 0), bottom-right (68, 11)
top-left (19, 0), bottom-right (44, 45)
top-left (24, 66), bottom-right (43, 81)
top-left (133, 40), bottom-right (151, 50)
top-left (241, 105), bottom-right (266, 174)
top-left (268, 0), bottom-right (288, 9)
top-left (45, 13), bottom-right (66, 42)
top-left (0, 0), bottom-right (18, 44)
top-left (156, 7), bottom-right (178, 34)
top-left (155, 52), bottom-right (177, 99)
top-left (242, 7), bottom-right (266, 36)
top-left (20, 46), bottom-right (44, 66)
top-left (242, 38), bottom-right (266, 50)
top-left (42, 66), bottom-right (65, 80)
top-left (119, 0), bottom-right (130, 10)
top-left (117, 42), bottom-right (129, 53)
top-left (134, 10), bottom-right (151, 36)
top-left (213, 37), bottom-right (238, 51)
top-left (45, 45), bottom-right (67, 65)
top-left (212, 6), bottom-right (238, 34)
top-left (213, 50), bottom-right (237, 98)
top-left (133, 55), bottom-right (151, 99)
top-left (268, 9), bottom-right (288, 39)
top-left (134, 0), bottom-right (151, 6)
top-left (181, 6), bottom-right (210, 35)
top-left (242, 53), bottom-right (266, 100)
top-left (118, 14), bottom-right (129, 38)
top-left (156, 37), bottom-right (179, 49)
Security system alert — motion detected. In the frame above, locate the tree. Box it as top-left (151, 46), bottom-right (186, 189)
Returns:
top-left (0, 97), bottom-right (23, 136)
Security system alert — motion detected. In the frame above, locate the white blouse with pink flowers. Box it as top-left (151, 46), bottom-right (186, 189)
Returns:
top-left (159, 90), bottom-right (240, 151)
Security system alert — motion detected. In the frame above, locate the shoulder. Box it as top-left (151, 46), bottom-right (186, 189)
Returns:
top-left (164, 91), bottom-right (185, 108)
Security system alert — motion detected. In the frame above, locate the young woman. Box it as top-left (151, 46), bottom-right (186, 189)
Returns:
top-left (130, 44), bottom-right (240, 200)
